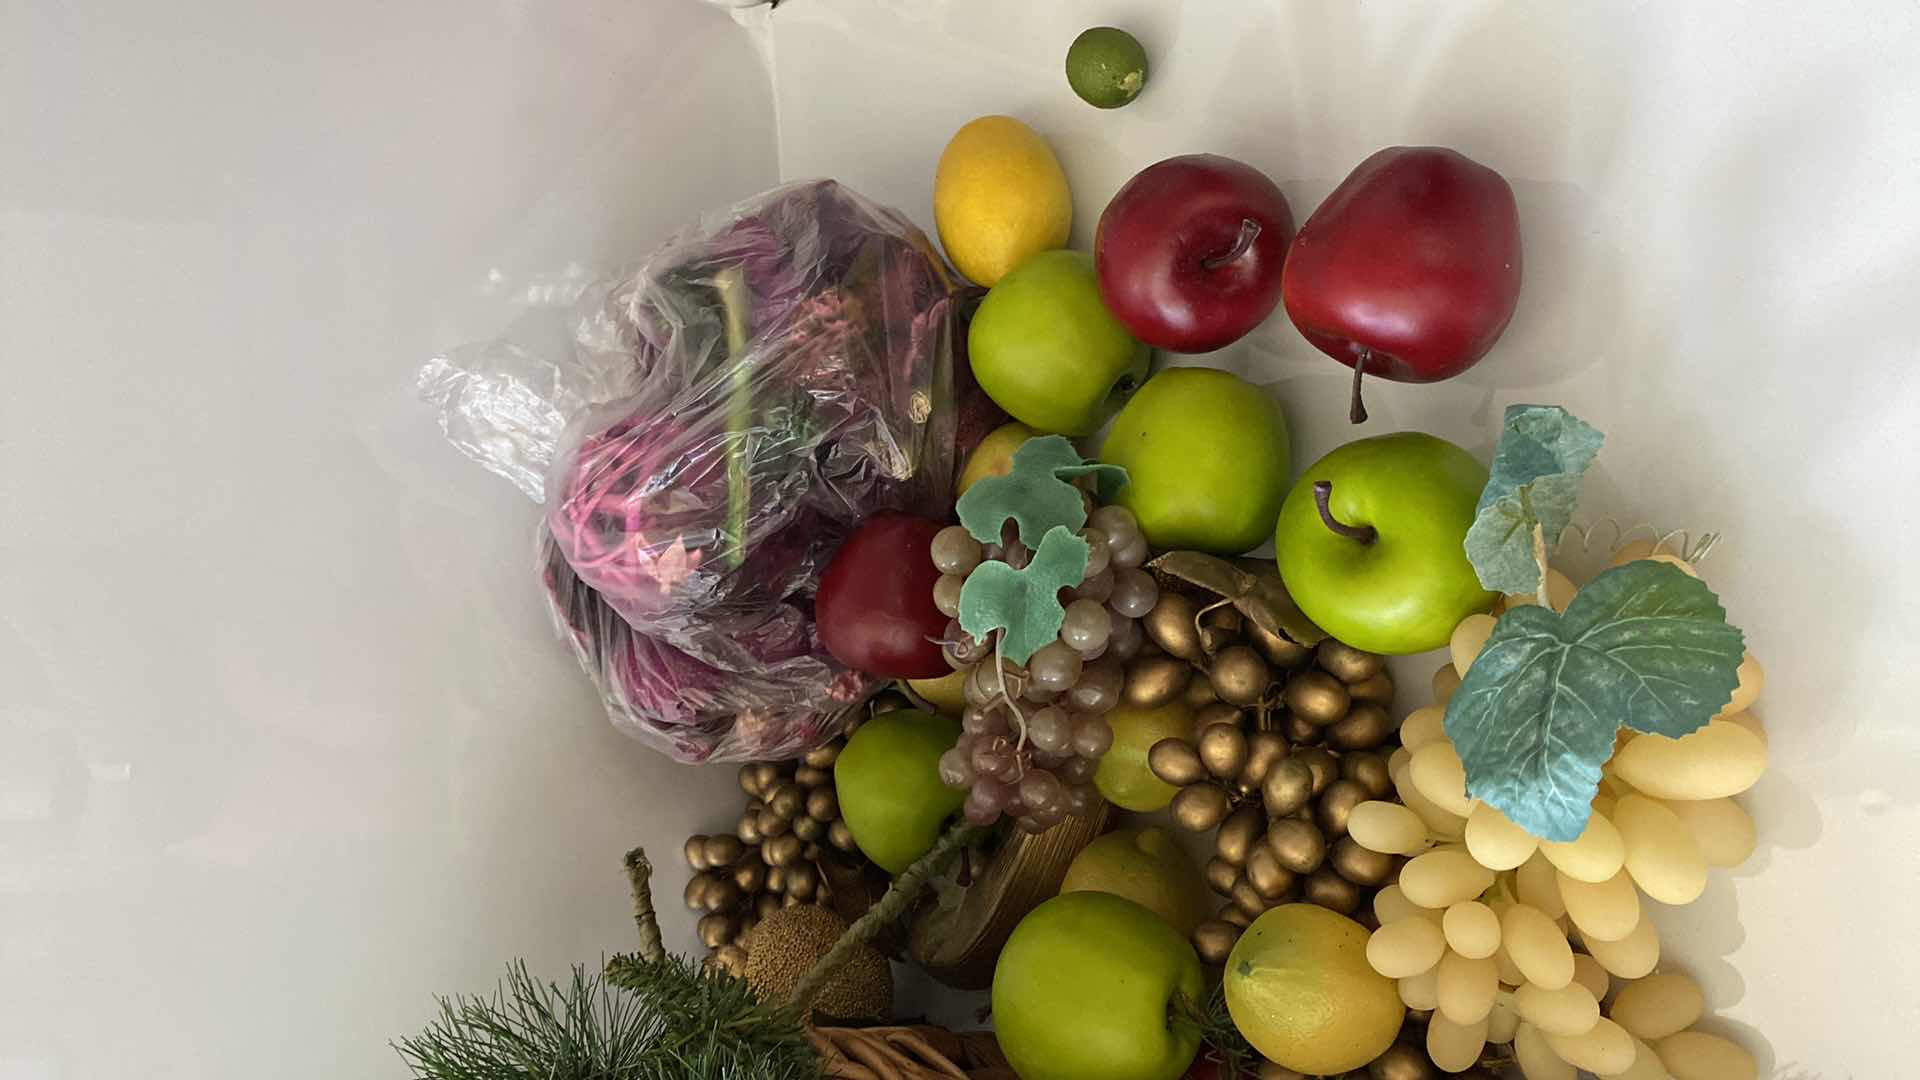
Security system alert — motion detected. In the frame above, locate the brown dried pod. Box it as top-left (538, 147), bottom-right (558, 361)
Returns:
top-left (703, 835), bottom-right (745, 868)
top-left (1152, 551), bottom-right (1329, 648)
top-left (1296, 747), bottom-right (1339, 796)
top-left (685, 872), bottom-right (718, 910)
top-left (1231, 876), bottom-right (1272, 919)
top-left (766, 864), bottom-right (789, 894)
top-left (732, 857), bottom-right (768, 894)
top-left (1301, 865), bottom-right (1363, 915)
top-left (758, 808), bottom-right (792, 839)
top-left (1244, 843), bottom-right (1296, 900)
top-left (802, 842), bottom-right (824, 863)
top-left (1192, 701), bottom-right (1244, 735)
top-left (698, 912), bottom-right (740, 950)
top-left (685, 835), bottom-right (712, 871)
top-left (1328, 703), bottom-right (1395, 751)
top-left (1248, 618), bottom-right (1314, 670)
top-left (763, 833), bottom-right (803, 868)
top-left (756, 892), bottom-right (782, 920)
top-left (1262, 757), bottom-right (1315, 817)
top-left (1205, 856), bottom-right (1241, 897)
top-left (1237, 731), bottom-right (1289, 793)
top-left (1343, 751), bottom-right (1394, 799)
top-left (1123, 653), bottom-right (1193, 709)
top-left (738, 766), bottom-right (764, 800)
top-left (1171, 783), bottom-right (1232, 832)
top-left (1182, 674), bottom-right (1220, 709)
top-left (793, 764), bottom-right (831, 788)
top-left (802, 741), bottom-right (841, 770)
top-left (1316, 639), bottom-right (1385, 684)
top-left (1215, 805), bottom-right (1266, 867)
top-left (1192, 920), bottom-right (1242, 965)
top-left (1317, 779), bottom-right (1369, 838)
top-left (1283, 710), bottom-right (1325, 745)
top-left (784, 861), bottom-right (819, 901)
top-left (749, 762), bottom-right (783, 795)
top-left (1367, 1041), bottom-right (1439, 1080)
top-left (805, 787), bottom-right (839, 822)
top-left (704, 878), bottom-right (744, 913)
top-left (709, 943), bottom-right (749, 977)
top-left (792, 814), bottom-right (826, 842)
top-left (1149, 737), bottom-right (1207, 787)
top-left (1266, 818), bottom-right (1327, 875)
top-left (736, 811), bottom-right (765, 846)
top-left (1219, 904), bottom-right (1254, 929)
top-left (827, 819), bottom-right (858, 854)
top-left (1285, 670), bottom-right (1351, 725)
top-left (1143, 592), bottom-right (1205, 661)
top-left (769, 783), bottom-right (807, 821)
top-left (1209, 645), bottom-right (1272, 707)
top-left (1198, 722), bottom-right (1251, 779)
top-left (1347, 671), bottom-right (1396, 707)
top-left (1330, 836), bottom-right (1397, 886)
top-left (784, 892), bottom-right (807, 908)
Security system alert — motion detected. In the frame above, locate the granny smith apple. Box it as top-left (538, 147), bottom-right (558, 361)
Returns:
top-left (834, 710), bottom-right (965, 874)
top-left (905, 669), bottom-right (967, 715)
top-left (1273, 432), bottom-right (1496, 654)
top-left (957, 420), bottom-right (1041, 495)
top-left (1100, 368), bottom-right (1291, 554)
top-left (1095, 701), bottom-right (1195, 812)
top-left (993, 891), bottom-right (1205, 1080)
top-left (1060, 827), bottom-right (1213, 937)
top-left (970, 250), bottom-right (1151, 436)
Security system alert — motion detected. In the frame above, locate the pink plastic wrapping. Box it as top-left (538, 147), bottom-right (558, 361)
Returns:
top-left (427, 180), bottom-right (997, 761)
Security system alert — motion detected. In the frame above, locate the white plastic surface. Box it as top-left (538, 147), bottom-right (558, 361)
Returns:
top-left (4, 1), bottom-right (1917, 1077)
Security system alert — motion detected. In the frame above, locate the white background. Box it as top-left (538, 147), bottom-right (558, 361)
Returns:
top-left (4, 1), bottom-right (1917, 1076)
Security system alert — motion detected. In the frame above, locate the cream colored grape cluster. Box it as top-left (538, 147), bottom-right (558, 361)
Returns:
top-left (1348, 551), bottom-right (1768, 1078)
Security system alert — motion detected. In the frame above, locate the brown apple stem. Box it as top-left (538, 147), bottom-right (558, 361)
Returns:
top-left (1349, 350), bottom-right (1370, 424)
top-left (1313, 480), bottom-right (1377, 545)
top-left (1201, 218), bottom-right (1262, 270)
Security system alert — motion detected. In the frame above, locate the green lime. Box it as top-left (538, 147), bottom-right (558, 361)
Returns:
top-left (1066, 27), bottom-right (1149, 109)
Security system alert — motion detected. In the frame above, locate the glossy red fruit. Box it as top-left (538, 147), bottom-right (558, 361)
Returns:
top-left (1096, 154), bottom-right (1294, 353)
top-left (1281, 146), bottom-right (1522, 421)
top-left (816, 513), bottom-right (950, 679)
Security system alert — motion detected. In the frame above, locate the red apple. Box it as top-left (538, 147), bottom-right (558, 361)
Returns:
top-left (1281, 146), bottom-right (1522, 421)
top-left (816, 513), bottom-right (950, 679)
top-left (1095, 154), bottom-right (1294, 353)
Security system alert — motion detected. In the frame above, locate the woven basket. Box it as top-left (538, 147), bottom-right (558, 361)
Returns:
top-left (810, 1024), bottom-right (1014, 1079)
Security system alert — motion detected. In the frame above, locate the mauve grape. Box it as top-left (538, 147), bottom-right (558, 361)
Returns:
top-left (970, 740), bottom-right (1010, 779)
top-left (1018, 770), bottom-right (1066, 815)
top-left (938, 747), bottom-right (975, 789)
top-left (1028, 706), bottom-right (1073, 754)
top-left (932, 573), bottom-right (965, 617)
top-left (1059, 755), bottom-right (1098, 784)
top-left (1073, 568), bottom-right (1115, 603)
top-left (1090, 505), bottom-right (1139, 537)
top-left (1060, 598), bottom-right (1113, 653)
top-left (1109, 568), bottom-right (1160, 618)
top-left (931, 525), bottom-right (983, 575)
top-left (1108, 529), bottom-right (1149, 570)
top-left (1068, 656), bottom-right (1124, 714)
top-left (1065, 783), bottom-right (1100, 817)
top-left (1107, 616), bottom-right (1144, 661)
top-left (1028, 642), bottom-right (1084, 693)
top-left (1079, 527), bottom-right (1112, 578)
top-left (1071, 716), bottom-right (1115, 758)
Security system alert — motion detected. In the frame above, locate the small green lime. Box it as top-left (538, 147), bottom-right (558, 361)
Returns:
top-left (1066, 27), bottom-right (1149, 109)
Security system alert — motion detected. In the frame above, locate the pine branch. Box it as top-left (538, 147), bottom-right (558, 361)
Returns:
top-left (1173, 982), bottom-right (1257, 1080)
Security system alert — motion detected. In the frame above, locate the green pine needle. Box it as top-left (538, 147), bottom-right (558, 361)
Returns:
top-left (1173, 983), bottom-right (1258, 1079)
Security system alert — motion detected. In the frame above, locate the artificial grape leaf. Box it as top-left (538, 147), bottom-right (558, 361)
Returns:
top-left (955, 435), bottom-right (1129, 548)
top-left (1444, 559), bottom-right (1745, 842)
top-left (958, 526), bottom-right (1091, 664)
top-left (1465, 404), bottom-right (1605, 595)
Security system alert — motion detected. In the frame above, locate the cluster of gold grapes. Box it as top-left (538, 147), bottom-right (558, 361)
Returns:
top-left (1351, 551), bottom-right (1767, 1078)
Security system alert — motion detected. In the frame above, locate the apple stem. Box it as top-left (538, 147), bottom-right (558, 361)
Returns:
top-left (1349, 350), bottom-right (1370, 424)
top-left (1312, 480), bottom-right (1377, 545)
top-left (1200, 217), bottom-right (1262, 271)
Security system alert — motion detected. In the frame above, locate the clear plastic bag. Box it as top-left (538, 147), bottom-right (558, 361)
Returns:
top-left (427, 180), bottom-right (996, 762)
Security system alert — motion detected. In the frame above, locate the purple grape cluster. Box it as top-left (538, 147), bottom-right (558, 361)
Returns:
top-left (924, 505), bottom-right (1164, 834)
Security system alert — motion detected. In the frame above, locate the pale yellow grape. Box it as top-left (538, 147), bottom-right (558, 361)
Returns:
top-left (1545, 1017), bottom-right (1636, 1073)
top-left (1660, 796), bottom-right (1755, 867)
top-left (1602, 1037), bottom-right (1673, 1080)
top-left (1517, 852), bottom-right (1569, 918)
top-left (1488, 995), bottom-right (1521, 1043)
top-left (1393, 759), bottom-right (1469, 840)
top-left (1614, 795), bottom-right (1709, 904)
top-left (1443, 900), bottom-right (1502, 959)
top-left (1410, 741), bottom-right (1475, 816)
top-left (1585, 909), bottom-right (1660, 978)
top-left (1400, 849), bottom-right (1496, 908)
top-left (1592, 793), bottom-right (1618, 820)
top-left (1367, 916), bottom-right (1448, 978)
top-left (1349, 800), bottom-right (1431, 855)
top-left (1610, 721), bottom-right (1767, 801)
top-left (1610, 972), bottom-right (1704, 1041)
top-left (1655, 1030), bottom-right (1757, 1080)
top-left (1514, 980), bottom-right (1601, 1036)
top-left (1559, 869), bottom-right (1642, 942)
top-left (1433, 663), bottom-right (1462, 706)
top-left (1515, 1022), bottom-right (1578, 1080)
top-left (1493, 941), bottom-right (1526, 986)
top-left (1399, 705), bottom-right (1448, 751)
top-left (1399, 966), bottom-right (1440, 1010)
top-left (1437, 948), bottom-right (1499, 1024)
top-left (1540, 810), bottom-right (1626, 883)
top-left (1721, 709), bottom-right (1766, 747)
top-left (1450, 613), bottom-right (1498, 674)
top-left (1373, 884), bottom-right (1440, 927)
top-left (1426, 1012), bottom-right (1490, 1073)
top-left (1599, 767), bottom-right (1637, 799)
top-left (1716, 652), bottom-right (1763, 719)
top-left (1571, 952), bottom-right (1611, 1002)
top-left (1466, 801), bottom-right (1540, 871)
top-left (1502, 903), bottom-right (1575, 990)
top-left (1504, 568), bottom-right (1577, 613)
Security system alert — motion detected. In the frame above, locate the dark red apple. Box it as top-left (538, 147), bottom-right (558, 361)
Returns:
top-left (1281, 146), bottom-right (1522, 421)
top-left (816, 513), bottom-right (950, 679)
top-left (1095, 154), bottom-right (1294, 353)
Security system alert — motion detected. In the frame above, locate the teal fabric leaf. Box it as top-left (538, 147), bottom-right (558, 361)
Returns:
top-left (957, 526), bottom-right (1091, 664)
top-left (1443, 560), bottom-right (1745, 841)
top-left (1465, 405), bottom-right (1605, 595)
top-left (955, 435), bottom-right (1129, 548)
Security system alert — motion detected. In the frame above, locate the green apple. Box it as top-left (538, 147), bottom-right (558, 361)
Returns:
top-left (957, 420), bottom-right (1041, 495)
top-left (833, 710), bottom-right (965, 874)
top-left (1100, 368), bottom-right (1291, 554)
top-left (904, 669), bottom-right (967, 715)
top-left (1094, 701), bottom-right (1194, 812)
top-left (1274, 432), bottom-right (1496, 655)
top-left (993, 891), bottom-right (1204, 1080)
top-left (1059, 827), bottom-right (1212, 937)
top-left (969, 250), bottom-right (1151, 436)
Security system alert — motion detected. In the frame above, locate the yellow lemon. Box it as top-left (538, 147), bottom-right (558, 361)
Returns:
top-left (905, 669), bottom-right (967, 715)
top-left (1224, 904), bottom-right (1403, 1074)
top-left (957, 421), bottom-right (1041, 495)
top-left (934, 116), bottom-right (1072, 286)
top-left (1093, 700), bottom-right (1193, 812)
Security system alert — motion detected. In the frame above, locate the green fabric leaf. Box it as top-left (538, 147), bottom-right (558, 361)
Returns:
top-left (957, 526), bottom-right (1091, 664)
top-left (1443, 560), bottom-right (1745, 842)
top-left (1465, 405), bottom-right (1605, 595)
top-left (955, 435), bottom-right (1129, 548)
